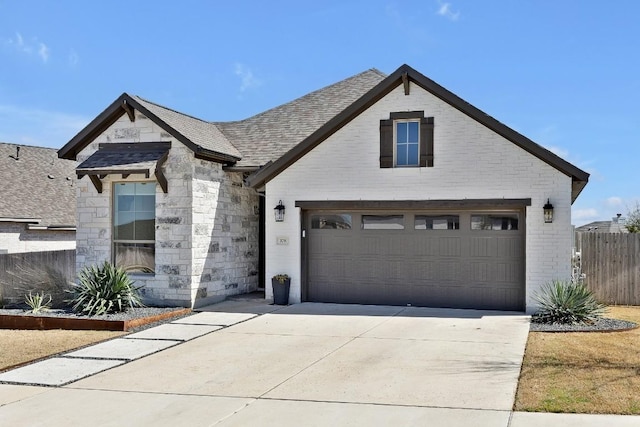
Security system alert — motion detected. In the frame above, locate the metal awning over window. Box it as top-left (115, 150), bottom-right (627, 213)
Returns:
top-left (76, 142), bottom-right (171, 193)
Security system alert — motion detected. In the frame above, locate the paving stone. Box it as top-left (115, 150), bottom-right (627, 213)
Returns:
top-left (65, 338), bottom-right (180, 360)
top-left (0, 358), bottom-right (124, 386)
top-left (172, 312), bottom-right (257, 326)
top-left (126, 324), bottom-right (222, 341)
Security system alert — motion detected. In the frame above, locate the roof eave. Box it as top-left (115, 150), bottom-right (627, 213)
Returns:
top-left (58, 94), bottom-right (241, 165)
top-left (246, 64), bottom-right (590, 197)
top-left (58, 93), bottom-right (132, 160)
top-left (245, 71), bottom-right (405, 188)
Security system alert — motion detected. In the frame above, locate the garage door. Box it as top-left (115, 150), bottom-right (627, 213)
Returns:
top-left (304, 210), bottom-right (525, 311)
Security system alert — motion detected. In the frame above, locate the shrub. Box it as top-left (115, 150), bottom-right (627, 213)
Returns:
top-left (66, 261), bottom-right (144, 316)
top-left (24, 291), bottom-right (52, 313)
top-left (532, 279), bottom-right (606, 324)
top-left (272, 274), bottom-right (290, 284)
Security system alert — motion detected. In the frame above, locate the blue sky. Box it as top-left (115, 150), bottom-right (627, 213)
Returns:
top-left (1, 1), bottom-right (638, 226)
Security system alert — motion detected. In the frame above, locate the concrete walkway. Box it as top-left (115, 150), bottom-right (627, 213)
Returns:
top-left (1, 297), bottom-right (639, 426)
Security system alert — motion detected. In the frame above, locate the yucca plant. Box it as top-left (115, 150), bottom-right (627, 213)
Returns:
top-left (24, 291), bottom-right (52, 314)
top-left (66, 261), bottom-right (144, 316)
top-left (532, 279), bottom-right (606, 324)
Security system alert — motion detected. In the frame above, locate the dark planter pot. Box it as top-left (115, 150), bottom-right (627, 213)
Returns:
top-left (272, 278), bottom-right (291, 305)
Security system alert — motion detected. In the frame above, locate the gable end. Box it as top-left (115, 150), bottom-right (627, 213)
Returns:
top-left (246, 64), bottom-right (589, 202)
top-left (58, 93), bottom-right (240, 164)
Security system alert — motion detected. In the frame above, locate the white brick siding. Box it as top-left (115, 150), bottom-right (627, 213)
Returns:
top-left (75, 112), bottom-right (259, 308)
top-left (266, 83), bottom-right (573, 312)
top-left (0, 223), bottom-right (75, 254)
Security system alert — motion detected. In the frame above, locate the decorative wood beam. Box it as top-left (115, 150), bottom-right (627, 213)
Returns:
top-left (89, 175), bottom-right (103, 193)
top-left (121, 174), bottom-right (130, 179)
top-left (122, 100), bottom-right (135, 122)
top-left (155, 150), bottom-right (170, 193)
top-left (402, 72), bottom-right (410, 95)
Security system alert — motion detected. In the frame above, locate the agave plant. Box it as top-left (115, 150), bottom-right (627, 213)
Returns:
top-left (24, 291), bottom-right (52, 314)
top-left (532, 279), bottom-right (606, 325)
top-left (66, 261), bottom-right (144, 316)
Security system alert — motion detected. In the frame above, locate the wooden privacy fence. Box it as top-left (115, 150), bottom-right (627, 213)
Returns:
top-left (0, 250), bottom-right (76, 307)
top-left (577, 232), bottom-right (640, 305)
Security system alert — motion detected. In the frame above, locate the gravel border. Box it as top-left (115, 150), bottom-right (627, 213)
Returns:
top-left (0, 307), bottom-right (194, 333)
top-left (0, 307), bottom-right (181, 321)
top-left (530, 317), bottom-right (638, 333)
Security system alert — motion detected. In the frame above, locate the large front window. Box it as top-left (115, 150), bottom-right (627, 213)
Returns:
top-left (113, 182), bottom-right (155, 273)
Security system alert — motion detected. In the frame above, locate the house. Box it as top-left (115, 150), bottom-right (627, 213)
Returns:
top-left (58, 64), bottom-right (589, 312)
top-left (0, 142), bottom-right (76, 253)
top-left (575, 214), bottom-right (629, 233)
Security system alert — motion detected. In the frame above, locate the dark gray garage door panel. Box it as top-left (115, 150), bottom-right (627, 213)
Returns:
top-left (306, 211), bottom-right (525, 311)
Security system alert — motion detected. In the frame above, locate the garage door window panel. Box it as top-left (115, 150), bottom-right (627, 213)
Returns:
top-left (361, 215), bottom-right (405, 230)
top-left (415, 215), bottom-right (460, 230)
top-left (471, 214), bottom-right (519, 231)
top-left (311, 214), bottom-right (352, 229)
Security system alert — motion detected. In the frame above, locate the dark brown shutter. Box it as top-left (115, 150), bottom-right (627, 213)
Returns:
top-left (380, 119), bottom-right (393, 168)
top-left (420, 117), bottom-right (434, 167)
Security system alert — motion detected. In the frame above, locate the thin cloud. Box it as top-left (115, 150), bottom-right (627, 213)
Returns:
top-left (0, 104), bottom-right (89, 148)
top-left (68, 49), bottom-right (79, 66)
top-left (3, 32), bottom-right (50, 63)
top-left (385, 3), bottom-right (433, 51)
top-left (437, 1), bottom-right (460, 21)
top-left (572, 208), bottom-right (599, 221)
top-left (544, 145), bottom-right (569, 159)
top-left (605, 196), bottom-right (623, 208)
top-left (234, 63), bottom-right (261, 92)
top-left (38, 43), bottom-right (50, 62)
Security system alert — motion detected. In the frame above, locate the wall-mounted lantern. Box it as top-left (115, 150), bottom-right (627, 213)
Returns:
top-left (543, 199), bottom-right (554, 223)
top-left (274, 200), bottom-right (285, 222)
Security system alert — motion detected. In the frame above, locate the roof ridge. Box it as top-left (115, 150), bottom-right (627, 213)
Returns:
top-left (215, 68), bottom-right (387, 125)
top-left (132, 95), bottom-right (215, 126)
top-left (0, 141), bottom-right (59, 151)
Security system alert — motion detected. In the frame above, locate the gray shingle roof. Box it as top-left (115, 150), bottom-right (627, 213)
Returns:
top-left (216, 68), bottom-right (387, 167)
top-left (131, 96), bottom-right (243, 159)
top-left (0, 142), bottom-right (76, 227)
top-left (576, 220), bottom-right (629, 233)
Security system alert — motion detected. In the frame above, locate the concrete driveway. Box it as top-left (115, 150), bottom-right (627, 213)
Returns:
top-left (0, 301), bottom-right (531, 426)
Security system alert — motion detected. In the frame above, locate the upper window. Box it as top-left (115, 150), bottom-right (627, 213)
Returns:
top-left (395, 121), bottom-right (420, 167)
top-left (113, 182), bottom-right (156, 273)
top-left (380, 111), bottom-right (434, 169)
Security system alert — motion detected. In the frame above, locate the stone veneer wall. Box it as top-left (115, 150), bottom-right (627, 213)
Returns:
top-left (191, 161), bottom-right (259, 307)
top-left (75, 111), bottom-right (259, 307)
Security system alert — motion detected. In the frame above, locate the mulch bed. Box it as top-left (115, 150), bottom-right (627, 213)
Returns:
top-left (530, 317), bottom-right (638, 333)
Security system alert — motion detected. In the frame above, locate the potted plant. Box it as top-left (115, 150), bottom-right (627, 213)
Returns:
top-left (271, 274), bottom-right (291, 305)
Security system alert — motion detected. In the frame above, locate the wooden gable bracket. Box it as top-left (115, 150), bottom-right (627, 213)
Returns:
top-left (88, 175), bottom-right (103, 193)
top-left (402, 72), bottom-right (410, 95)
top-left (121, 174), bottom-right (130, 179)
top-left (155, 150), bottom-right (169, 193)
top-left (122, 100), bottom-right (136, 122)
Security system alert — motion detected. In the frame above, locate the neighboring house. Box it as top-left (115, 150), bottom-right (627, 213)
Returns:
top-left (575, 214), bottom-right (629, 233)
top-left (58, 64), bottom-right (589, 312)
top-left (0, 142), bottom-right (76, 253)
